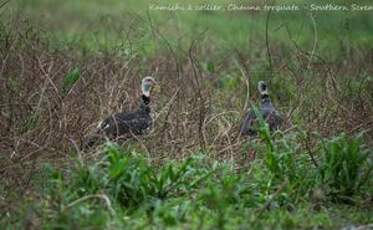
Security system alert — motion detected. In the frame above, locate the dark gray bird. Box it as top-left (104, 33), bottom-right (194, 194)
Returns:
top-left (83, 76), bottom-right (158, 148)
top-left (240, 81), bottom-right (282, 136)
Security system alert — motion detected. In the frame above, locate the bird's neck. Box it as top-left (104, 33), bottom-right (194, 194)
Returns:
top-left (142, 84), bottom-right (151, 97)
top-left (261, 94), bottom-right (271, 105)
top-left (142, 94), bottom-right (150, 104)
top-left (139, 94), bottom-right (151, 113)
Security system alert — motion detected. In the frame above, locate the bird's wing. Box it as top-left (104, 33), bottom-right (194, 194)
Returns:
top-left (99, 112), bottom-right (152, 136)
top-left (118, 114), bottom-right (152, 131)
top-left (240, 110), bottom-right (257, 135)
top-left (265, 110), bottom-right (283, 130)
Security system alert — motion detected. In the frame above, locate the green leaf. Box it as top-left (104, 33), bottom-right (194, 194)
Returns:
top-left (62, 67), bottom-right (80, 97)
top-left (207, 62), bottom-right (215, 73)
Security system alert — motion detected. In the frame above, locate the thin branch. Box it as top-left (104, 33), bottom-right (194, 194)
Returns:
top-left (0, 0), bottom-right (11, 10)
top-left (307, 12), bottom-right (318, 69)
top-left (265, 8), bottom-right (273, 77)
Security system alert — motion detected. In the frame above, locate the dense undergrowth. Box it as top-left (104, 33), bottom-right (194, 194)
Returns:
top-left (2, 128), bottom-right (372, 229)
top-left (1, 0), bottom-right (373, 229)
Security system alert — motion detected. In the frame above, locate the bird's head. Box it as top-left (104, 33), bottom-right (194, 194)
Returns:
top-left (141, 76), bottom-right (159, 97)
top-left (257, 81), bottom-right (268, 96)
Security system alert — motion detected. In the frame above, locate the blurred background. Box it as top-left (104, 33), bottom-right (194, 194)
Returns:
top-left (7, 0), bottom-right (373, 57)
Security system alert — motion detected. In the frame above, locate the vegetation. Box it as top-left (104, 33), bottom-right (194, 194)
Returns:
top-left (1, 0), bottom-right (372, 229)
top-left (2, 134), bottom-right (372, 229)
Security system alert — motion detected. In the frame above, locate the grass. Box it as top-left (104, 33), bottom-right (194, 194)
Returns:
top-left (7, 0), bottom-right (373, 58)
top-left (2, 132), bottom-right (371, 229)
top-left (1, 0), bottom-right (373, 229)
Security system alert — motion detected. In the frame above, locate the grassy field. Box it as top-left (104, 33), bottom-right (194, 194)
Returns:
top-left (1, 0), bottom-right (372, 229)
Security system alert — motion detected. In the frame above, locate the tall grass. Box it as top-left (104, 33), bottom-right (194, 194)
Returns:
top-left (318, 133), bottom-right (372, 201)
top-left (1, 1), bottom-right (373, 228)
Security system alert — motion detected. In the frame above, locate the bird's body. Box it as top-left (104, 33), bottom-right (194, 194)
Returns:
top-left (97, 95), bottom-right (153, 138)
top-left (83, 77), bottom-right (158, 148)
top-left (240, 81), bottom-right (282, 136)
